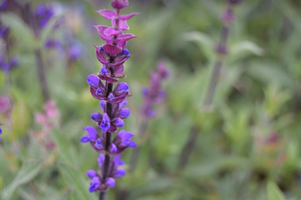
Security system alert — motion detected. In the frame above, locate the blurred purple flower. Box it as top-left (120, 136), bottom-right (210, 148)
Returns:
top-left (35, 5), bottom-right (54, 28)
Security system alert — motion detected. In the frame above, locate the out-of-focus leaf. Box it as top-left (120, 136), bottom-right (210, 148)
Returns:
top-left (230, 41), bottom-right (264, 61)
top-left (128, 177), bottom-right (173, 199)
top-left (0, 13), bottom-right (36, 47)
top-left (10, 99), bottom-right (30, 140)
top-left (59, 162), bottom-right (97, 200)
top-left (53, 129), bottom-right (77, 165)
top-left (247, 62), bottom-right (295, 89)
top-left (0, 160), bottom-right (43, 200)
top-left (267, 182), bottom-right (285, 200)
top-left (183, 31), bottom-right (215, 60)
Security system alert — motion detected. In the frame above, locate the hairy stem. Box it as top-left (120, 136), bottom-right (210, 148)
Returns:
top-left (177, 21), bottom-right (231, 171)
top-left (99, 82), bottom-right (113, 200)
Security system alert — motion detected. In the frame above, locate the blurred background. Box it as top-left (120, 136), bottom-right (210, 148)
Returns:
top-left (1, 0), bottom-right (301, 199)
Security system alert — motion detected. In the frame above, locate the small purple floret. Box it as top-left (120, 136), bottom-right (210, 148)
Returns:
top-left (87, 170), bottom-right (98, 179)
top-left (106, 177), bottom-right (115, 188)
top-left (89, 177), bottom-right (101, 193)
top-left (100, 113), bottom-right (111, 132)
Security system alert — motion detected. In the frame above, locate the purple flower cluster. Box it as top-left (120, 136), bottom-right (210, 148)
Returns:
top-left (141, 62), bottom-right (168, 118)
top-left (35, 5), bottom-right (54, 29)
top-left (81, 0), bottom-right (138, 195)
top-left (0, 126), bottom-right (2, 140)
top-left (0, 23), bottom-right (18, 73)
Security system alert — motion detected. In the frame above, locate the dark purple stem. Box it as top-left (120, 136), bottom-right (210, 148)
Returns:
top-left (99, 82), bottom-right (113, 200)
top-left (177, 8), bottom-right (232, 171)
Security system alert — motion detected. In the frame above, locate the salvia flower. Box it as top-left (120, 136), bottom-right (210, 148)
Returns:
top-left (141, 61), bottom-right (168, 118)
top-left (81, 0), bottom-right (138, 197)
top-left (35, 5), bottom-right (54, 28)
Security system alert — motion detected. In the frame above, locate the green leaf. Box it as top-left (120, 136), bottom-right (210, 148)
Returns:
top-left (53, 129), bottom-right (77, 165)
top-left (0, 160), bottom-right (43, 200)
top-left (183, 31), bottom-right (215, 60)
top-left (267, 182), bottom-right (285, 200)
top-left (59, 162), bottom-right (97, 200)
top-left (10, 99), bottom-right (30, 140)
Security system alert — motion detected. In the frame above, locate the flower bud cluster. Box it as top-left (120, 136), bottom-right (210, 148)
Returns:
top-left (141, 62), bottom-right (168, 118)
top-left (80, 0), bottom-right (138, 194)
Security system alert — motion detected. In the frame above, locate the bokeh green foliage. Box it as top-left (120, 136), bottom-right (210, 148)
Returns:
top-left (1, 0), bottom-right (301, 199)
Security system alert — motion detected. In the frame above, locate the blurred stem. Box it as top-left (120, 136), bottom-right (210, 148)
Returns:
top-left (177, 15), bottom-right (231, 171)
top-left (129, 120), bottom-right (148, 173)
top-left (34, 48), bottom-right (50, 102)
top-left (99, 82), bottom-right (113, 200)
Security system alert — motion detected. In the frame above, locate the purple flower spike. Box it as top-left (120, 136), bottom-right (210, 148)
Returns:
top-left (87, 170), bottom-right (98, 179)
top-left (115, 169), bottom-right (126, 178)
top-left (106, 178), bottom-right (115, 188)
top-left (97, 10), bottom-right (117, 20)
top-left (0, 128), bottom-right (2, 140)
top-left (100, 113), bottom-right (111, 132)
top-left (111, 0), bottom-right (129, 9)
top-left (120, 108), bottom-right (130, 119)
top-left (95, 138), bottom-right (103, 149)
top-left (89, 177), bottom-right (101, 193)
top-left (81, 127), bottom-right (98, 143)
top-left (83, 0), bottom-right (137, 194)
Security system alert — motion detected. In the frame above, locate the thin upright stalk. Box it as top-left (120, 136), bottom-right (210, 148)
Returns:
top-left (99, 83), bottom-right (113, 200)
top-left (34, 48), bottom-right (50, 102)
top-left (177, 13), bottom-right (231, 171)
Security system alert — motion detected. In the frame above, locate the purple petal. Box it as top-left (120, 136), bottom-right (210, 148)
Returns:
top-left (113, 155), bottom-right (125, 166)
top-left (120, 108), bottom-right (130, 119)
top-left (98, 154), bottom-right (105, 167)
top-left (80, 136), bottom-right (90, 143)
top-left (85, 126), bottom-right (98, 141)
top-left (100, 100), bottom-right (106, 112)
top-left (104, 27), bottom-right (121, 37)
top-left (119, 99), bottom-right (128, 108)
top-left (91, 113), bottom-right (102, 122)
top-left (108, 93), bottom-right (114, 102)
top-left (100, 113), bottom-right (111, 132)
top-left (126, 140), bottom-right (137, 148)
top-left (100, 66), bottom-right (109, 75)
top-left (116, 33), bottom-right (138, 43)
top-left (111, 143), bottom-right (117, 152)
top-left (111, 0), bottom-right (129, 9)
top-left (119, 13), bottom-right (140, 20)
top-left (96, 88), bottom-right (104, 96)
top-left (87, 170), bottom-right (97, 179)
top-left (106, 177), bottom-right (115, 188)
top-left (117, 82), bottom-right (129, 93)
top-left (95, 138), bottom-right (103, 149)
top-left (87, 74), bottom-right (99, 88)
top-left (89, 177), bottom-right (101, 193)
top-left (103, 44), bottom-right (122, 55)
top-left (97, 10), bottom-right (116, 20)
top-left (115, 169), bottom-right (126, 178)
top-left (114, 118), bottom-right (124, 127)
